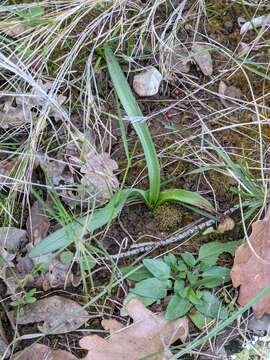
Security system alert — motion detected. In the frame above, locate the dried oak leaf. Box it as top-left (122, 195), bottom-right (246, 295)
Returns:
top-left (79, 298), bottom-right (188, 360)
top-left (231, 207), bottom-right (270, 318)
top-left (191, 43), bottom-right (213, 76)
top-left (12, 344), bottom-right (77, 360)
top-left (80, 149), bottom-right (119, 204)
top-left (16, 295), bottom-right (90, 334)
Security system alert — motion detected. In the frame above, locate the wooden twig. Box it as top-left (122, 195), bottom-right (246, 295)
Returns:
top-left (109, 207), bottom-right (238, 259)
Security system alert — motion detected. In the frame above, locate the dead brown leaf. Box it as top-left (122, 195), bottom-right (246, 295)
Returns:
top-left (79, 298), bottom-right (188, 360)
top-left (16, 295), bottom-right (90, 334)
top-left (12, 344), bottom-right (78, 360)
top-left (191, 43), bottom-right (213, 76)
top-left (80, 149), bottom-right (119, 204)
top-left (26, 201), bottom-right (50, 245)
top-left (3, 22), bottom-right (30, 38)
top-left (0, 227), bottom-right (27, 252)
top-left (0, 106), bottom-right (31, 128)
top-left (231, 207), bottom-right (270, 318)
top-left (218, 81), bottom-right (243, 107)
top-left (160, 38), bottom-right (190, 76)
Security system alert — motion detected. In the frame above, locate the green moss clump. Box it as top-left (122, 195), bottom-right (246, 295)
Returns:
top-left (154, 204), bottom-right (182, 232)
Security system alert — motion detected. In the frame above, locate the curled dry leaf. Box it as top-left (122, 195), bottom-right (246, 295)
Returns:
top-left (80, 149), bottom-right (119, 204)
top-left (0, 107), bottom-right (31, 128)
top-left (231, 207), bottom-right (270, 318)
top-left (26, 201), bottom-right (50, 246)
top-left (0, 227), bottom-right (27, 252)
top-left (80, 298), bottom-right (188, 360)
top-left (15, 254), bottom-right (80, 291)
top-left (191, 43), bottom-right (213, 76)
top-left (240, 14), bottom-right (270, 34)
top-left (12, 344), bottom-right (77, 360)
top-left (218, 81), bottom-right (243, 108)
top-left (16, 295), bottom-right (90, 334)
top-left (160, 38), bottom-right (190, 76)
top-left (217, 216), bottom-right (235, 234)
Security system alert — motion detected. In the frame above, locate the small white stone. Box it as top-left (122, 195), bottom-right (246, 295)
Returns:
top-left (133, 66), bottom-right (162, 97)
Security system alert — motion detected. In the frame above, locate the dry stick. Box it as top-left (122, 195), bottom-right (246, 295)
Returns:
top-left (110, 207), bottom-right (238, 259)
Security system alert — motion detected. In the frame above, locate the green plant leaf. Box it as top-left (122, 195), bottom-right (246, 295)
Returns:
top-left (165, 295), bottom-right (192, 320)
top-left (25, 296), bottom-right (37, 304)
top-left (198, 240), bottom-right (242, 266)
top-left (104, 45), bottom-right (160, 207)
top-left (181, 252), bottom-right (196, 267)
top-left (156, 188), bottom-right (214, 214)
top-left (202, 266), bottom-right (230, 283)
top-left (130, 278), bottom-right (168, 299)
top-left (174, 279), bottom-right (185, 293)
top-left (187, 271), bottom-right (198, 285)
top-left (187, 288), bottom-right (203, 305)
top-left (190, 276), bottom-right (225, 289)
top-left (143, 259), bottom-right (170, 281)
top-left (176, 260), bottom-right (188, 272)
top-left (189, 309), bottom-right (212, 329)
top-left (195, 291), bottom-right (228, 320)
top-left (60, 250), bottom-right (74, 264)
top-left (163, 254), bottom-right (177, 269)
top-left (121, 266), bottom-right (151, 282)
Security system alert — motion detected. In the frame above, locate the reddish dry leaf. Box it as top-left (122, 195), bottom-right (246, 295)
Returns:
top-left (26, 201), bottom-right (50, 245)
top-left (80, 299), bottom-right (188, 360)
top-left (16, 295), bottom-right (90, 334)
top-left (12, 344), bottom-right (77, 360)
top-left (231, 207), bottom-right (270, 318)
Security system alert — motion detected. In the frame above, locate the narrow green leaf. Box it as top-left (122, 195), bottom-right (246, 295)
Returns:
top-left (130, 278), bottom-right (168, 299)
top-left (165, 295), bottom-right (192, 320)
top-left (29, 188), bottom-right (147, 257)
top-left (143, 259), bottom-right (170, 281)
top-left (104, 45), bottom-right (160, 207)
top-left (156, 188), bottom-right (214, 213)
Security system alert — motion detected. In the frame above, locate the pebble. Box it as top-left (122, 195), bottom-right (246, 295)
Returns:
top-left (133, 66), bottom-right (162, 97)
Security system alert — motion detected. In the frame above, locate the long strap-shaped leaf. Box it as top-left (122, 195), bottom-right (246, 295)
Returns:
top-left (104, 45), bottom-right (160, 208)
top-left (29, 188), bottom-right (148, 257)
